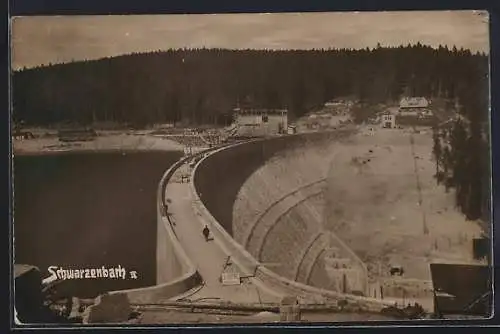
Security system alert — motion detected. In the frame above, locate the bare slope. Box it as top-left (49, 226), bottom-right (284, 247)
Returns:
top-left (324, 127), bottom-right (484, 281)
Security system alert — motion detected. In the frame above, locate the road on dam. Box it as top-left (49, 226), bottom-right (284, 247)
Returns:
top-left (162, 162), bottom-right (282, 304)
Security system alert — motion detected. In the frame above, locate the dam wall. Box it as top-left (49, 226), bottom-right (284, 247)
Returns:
top-left (194, 130), bottom-right (369, 292)
top-left (193, 130), bottom-right (354, 237)
top-left (192, 131), bottom-right (392, 312)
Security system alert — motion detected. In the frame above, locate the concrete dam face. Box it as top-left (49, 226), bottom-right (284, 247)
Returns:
top-left (195, 127), bottom-right (483, 306)
top-left (13, 151), bottom-right (182, 298)
top-left (193, 129), bottom-right (367, 295)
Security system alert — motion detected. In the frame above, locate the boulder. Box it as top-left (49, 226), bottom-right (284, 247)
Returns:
top-left (82, 293), bottom-right (132, 324)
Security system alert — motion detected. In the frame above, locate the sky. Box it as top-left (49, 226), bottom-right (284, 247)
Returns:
top-left (10, 10), bottom-right (489, 70)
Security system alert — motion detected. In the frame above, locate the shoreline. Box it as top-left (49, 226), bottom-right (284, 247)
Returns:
top-left (13, 147), bottom-right (183, 157)
top-left (11, 132), bottom-right (202, 156)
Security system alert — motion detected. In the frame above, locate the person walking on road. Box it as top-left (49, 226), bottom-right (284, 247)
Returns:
top-left (202, 225), bottom-right (210, 242)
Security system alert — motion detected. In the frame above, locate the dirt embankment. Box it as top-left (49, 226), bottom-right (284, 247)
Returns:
top-left (324, 127), bottom-right (484, 282)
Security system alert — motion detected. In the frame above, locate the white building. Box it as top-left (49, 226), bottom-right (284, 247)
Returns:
top-left (233, 108), bottom-right (288, 137)
top-left (380, 111), bottom-right (397, 129)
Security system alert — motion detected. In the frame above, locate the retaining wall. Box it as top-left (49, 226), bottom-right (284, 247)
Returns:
top-left (381, 278), bottom-right (434, 299)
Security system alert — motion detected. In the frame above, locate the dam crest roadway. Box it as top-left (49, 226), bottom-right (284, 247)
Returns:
top-left (162, 158), bottom-right (281, 304)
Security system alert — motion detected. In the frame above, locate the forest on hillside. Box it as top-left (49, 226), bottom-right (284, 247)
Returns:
top-left (11, 44), bottom-right (491, 223)
top-left (12, 43), bottom-right (488, 127)
top-left (432, 109), bottom-right (491, 223)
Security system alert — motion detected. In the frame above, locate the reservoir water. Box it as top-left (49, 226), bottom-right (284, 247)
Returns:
top-left (13, 150), bottom-right (182, 298)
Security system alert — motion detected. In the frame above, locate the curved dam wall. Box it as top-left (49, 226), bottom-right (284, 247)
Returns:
top-left (194, 130), bottom-right (371, 294)
top-left (193, 130), bottom-right (353, 236)
top-left (192, 131), bottom-right (393, 311)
